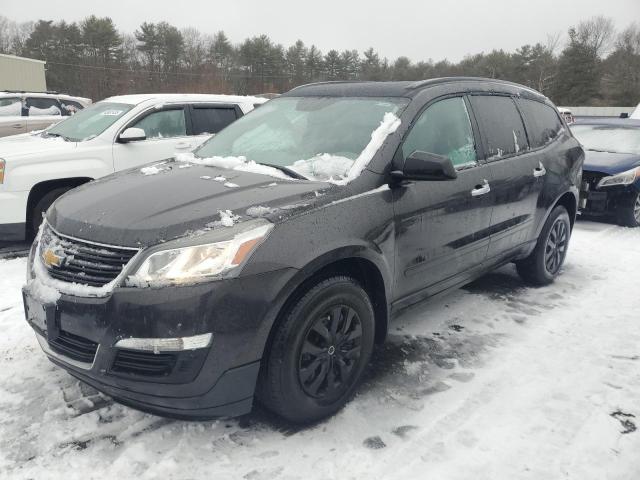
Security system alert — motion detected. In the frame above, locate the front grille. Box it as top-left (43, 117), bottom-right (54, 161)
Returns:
top-left (111, 349), bottom-right (177, 377)
top-left (40, 226), bottom-right (138, 287)
top-left (582, 171), bottom-right (607, 191)
top-left (49, 330), bottom-right (98, 364)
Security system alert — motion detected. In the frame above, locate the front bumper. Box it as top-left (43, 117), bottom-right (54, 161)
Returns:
top-left (579, 181), bottom-right (639, 217)
top-left (23, 268), bottom-right (295, 419)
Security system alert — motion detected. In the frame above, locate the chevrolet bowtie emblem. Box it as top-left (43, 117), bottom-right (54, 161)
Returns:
top-left (42, 248), bottom-right (64, 268)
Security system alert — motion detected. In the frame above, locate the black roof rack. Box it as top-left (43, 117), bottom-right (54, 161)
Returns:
top-left (1, 90), bottom-right (60, 95)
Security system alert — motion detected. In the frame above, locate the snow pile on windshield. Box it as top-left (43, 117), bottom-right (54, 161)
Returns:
top-left (175, 153), bottom-right (292, 180)
top-left (290, 112), bottom-right (401, 184)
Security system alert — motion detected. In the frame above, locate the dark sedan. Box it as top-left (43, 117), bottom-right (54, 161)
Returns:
top-left (572, 119), bottom-right (640, 227)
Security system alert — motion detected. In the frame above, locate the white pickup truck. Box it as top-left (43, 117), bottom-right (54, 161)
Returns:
top-left (0, 93), bottom-right (267, 241)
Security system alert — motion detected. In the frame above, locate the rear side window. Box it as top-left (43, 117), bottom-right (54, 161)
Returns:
top-left (26, 97), bottom-right (61, 116)
top-left (401, 97), bottom-right (477, 169)
top-left (60, 99), bottom-right (85, 116)
top-left (191, 106), bottom-right (238, 135)
top-left (517, 99), bottom-right (564, 148)
top-left (469, 95), bottom-right (528, 160)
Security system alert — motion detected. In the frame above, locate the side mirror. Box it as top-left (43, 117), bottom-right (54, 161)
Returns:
top-left (391, 151), bottom-right (457, 182)
top-left (118, 127), bottom-right (146, 143)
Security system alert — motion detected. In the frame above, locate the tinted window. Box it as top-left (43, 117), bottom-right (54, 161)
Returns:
top-left (133, 108), bottom-right (186, 139)
top-left (191, 106), bottom-right (238, 135)
top-left (0, 97), bottom-right (22, 116)
top-left (60, 100), bottom-right (85, 116)
top-left (26, 97), bottom-right (61, 116)
top-left (469, 95), bottom-right (528, 160)
top-left (402, 97), bottom-right (477, 168)
top-left (517, 99), bottom-right (564, 148)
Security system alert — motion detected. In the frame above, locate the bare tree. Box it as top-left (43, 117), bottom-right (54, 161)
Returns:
top-left (577, 16), bottom-right (616, 58)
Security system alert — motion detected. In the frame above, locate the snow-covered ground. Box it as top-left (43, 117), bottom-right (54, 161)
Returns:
top-left (1, 220), bottom-right (639, 479)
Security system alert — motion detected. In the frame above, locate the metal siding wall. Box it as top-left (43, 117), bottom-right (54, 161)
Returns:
top-left (0, 55), bottom-right (47, 91)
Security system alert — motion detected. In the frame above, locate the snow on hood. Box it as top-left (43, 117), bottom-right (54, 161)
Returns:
top-left (290, 112), bottom-right (401, 184)
top-left (0, 132), bottom-right (77, 159)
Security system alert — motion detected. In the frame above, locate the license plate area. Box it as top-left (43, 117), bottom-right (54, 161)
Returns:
top-left (24, 293), bottom-right (57, 338)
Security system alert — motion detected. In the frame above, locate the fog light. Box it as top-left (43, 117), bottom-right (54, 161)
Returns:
top-left (114, 333), bottom-right (212, 352)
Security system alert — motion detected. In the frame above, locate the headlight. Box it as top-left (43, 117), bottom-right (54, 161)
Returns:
top-left (597, 167), bottom-right (640, 188)
top-left (127, 221), bottom-right (272, 286)
top-left (0, 158), bottom-right (5, 184)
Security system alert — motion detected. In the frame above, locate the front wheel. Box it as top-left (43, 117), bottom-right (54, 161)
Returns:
top-left (257, 276), bottom-right (375, 423)
top-left (516, 205), bottom-right (571, 286)
top-left (617, 191), bottom-right (640, 228)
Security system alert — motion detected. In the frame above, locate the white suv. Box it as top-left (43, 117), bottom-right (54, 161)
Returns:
top-left (0, 93), bottom-right (267, 241)
top-left (0, 91), bottom-right (92, 137)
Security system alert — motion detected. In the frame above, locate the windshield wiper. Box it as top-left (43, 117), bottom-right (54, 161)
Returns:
top-left (586, 148), bottom-right (619, 154)
top-left (258, 162), bottom-right (308, 180)
top-left (45, 132), bottom-right (71, 142)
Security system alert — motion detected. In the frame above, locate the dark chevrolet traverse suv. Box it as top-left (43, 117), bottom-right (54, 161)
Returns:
top-left (23, 78), bottom-right (583, 423)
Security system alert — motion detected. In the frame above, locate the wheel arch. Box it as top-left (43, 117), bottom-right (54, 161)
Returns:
top-left (27, 177), bottom-right (93, 230)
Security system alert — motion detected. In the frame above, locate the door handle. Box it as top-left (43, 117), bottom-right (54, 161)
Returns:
top-left (175, 141), bottom-right (191, 149)
top-left (471, 179), bottom-right (491, 197)
top-left (11, 123), bottom-right (23, 129)
top-left (533, 162), bottom-right (546, 177)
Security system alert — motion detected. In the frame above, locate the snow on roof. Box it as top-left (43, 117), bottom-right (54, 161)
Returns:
top-left (102, 93), bottom-right (268, 106)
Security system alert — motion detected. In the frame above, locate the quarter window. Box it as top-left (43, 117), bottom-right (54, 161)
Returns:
top-left (402, 97), bottom-right (478, 168)
top-left (516, 99), bottom-right (564, 148)
top-left (191, 106), bottom-right (238, 135)
top-left (469, 95), bottom-right (528, 160)
top-left (133, 109), bottom-right (186, 139)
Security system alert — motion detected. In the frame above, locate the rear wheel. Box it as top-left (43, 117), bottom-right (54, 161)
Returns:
top-left (30, 187), bottom-right (72, 237)
top-left (616, 191), bottom-right (640, 228)
top-left (516, 206), bottom-right (571, 285)
top-left (258, 276), bottom-right (375, 423)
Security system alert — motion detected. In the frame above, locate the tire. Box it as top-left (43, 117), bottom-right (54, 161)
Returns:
top-left (258, 276), bottom-right (375, 423)
top-left (30, 187), bottom-right (71, 236)
top-left (516, 205), bottom-right (571, 286)
top-left (616, 191), bottom-right (640, 228)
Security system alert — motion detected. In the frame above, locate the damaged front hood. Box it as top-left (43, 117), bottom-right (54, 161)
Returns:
top-left (48, 160), bottom-right (330, 247)
top-left (583, 151), bottom-right (640, 176)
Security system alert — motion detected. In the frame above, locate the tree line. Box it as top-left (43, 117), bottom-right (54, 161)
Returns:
top-left (0, 15), bottom-right (639, 106)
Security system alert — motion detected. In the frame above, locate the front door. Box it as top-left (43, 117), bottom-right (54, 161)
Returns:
top-left (467, 95), bottom-right (540, 260)
top-left (113, 105), bottom-right (197, 171)
top-left (0, 96), bottom-right (26, 136)
top-left (393, 96), bottom-right (494, 304)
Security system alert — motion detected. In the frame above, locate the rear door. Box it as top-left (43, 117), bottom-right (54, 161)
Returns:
top-left (393, 95), bottom-right (494, 303)
top-left (113, 105), bottom-right (193, 171)
top-left (0, 96), bottom-right (26, 136)
top-left (468, 94), bottom-right (540, 260)
top-left (25, 96), bottom-right (63, 132)
top-left (188, 103), bottom-right (241, 147)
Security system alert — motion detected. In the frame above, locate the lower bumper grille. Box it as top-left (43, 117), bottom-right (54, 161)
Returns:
top-left (112, 349), bottom-right (177, 377)
top-left (49, 330), bottom-right (98, 364)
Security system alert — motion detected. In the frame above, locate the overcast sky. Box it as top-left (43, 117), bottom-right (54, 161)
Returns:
top-left (3, 0), bottom-right (639, 61)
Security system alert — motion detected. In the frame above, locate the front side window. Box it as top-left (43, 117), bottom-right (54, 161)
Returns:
top-left (133, 108), bottom-right (187, 139)
top-left (194, 96), bottom-right (409, 182)
top-left (469, 95), bottom-right (528, 160)
top-left (26, 97), bottom-right (61, 116)
top-left (46, 102), bottom-right (133, 141)
top-left (401, 97), bottom-right (477, 169)
top-left (517, 99), bottom-right (563, 148)
top-left (571, 124), bottom-right (640, 155)
top-left (0, 97), bottom-right (22, 116)
top-left (191, 106), bottom-right (238, 135)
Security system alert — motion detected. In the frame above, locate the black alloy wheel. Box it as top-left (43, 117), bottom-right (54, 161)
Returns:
top-left (544, 217), bottom-right (568, 275)
top-left (298, 305), bottom-right (362, 400)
